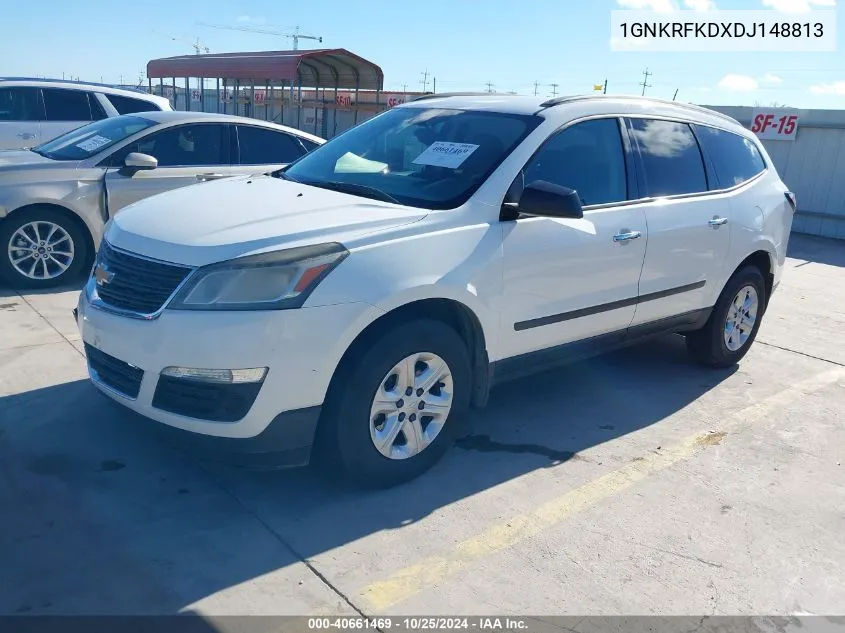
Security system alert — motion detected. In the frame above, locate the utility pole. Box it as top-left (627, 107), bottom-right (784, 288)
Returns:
top-left (420, 69), bottom-right (430, 92)
top-left (533, 80), bottom-right (539, 96)
top-left (672, 88), bottom-right (679, 101)
top-left (433, 77), bottom-right (436, 93)
top-left (119, 74), bottom-right (124, 86)
top-left (603, 79), bottom-right (608, 94)
top-left (549, 83), bottom-right (559, 97)
top-left (485, 81), bottom-right (495, 93)
top-left (640, 68), bottom-right (653, 96)
top-left (402, 83), bottom-right (408, 93)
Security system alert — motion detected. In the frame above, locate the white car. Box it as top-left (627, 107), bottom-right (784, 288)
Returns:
top-left (75, 93), bottom-right (795, 487)
top-left (0, 78), bottom-right (172, 150)
top-left (0, 112), bottom-right (324, 288)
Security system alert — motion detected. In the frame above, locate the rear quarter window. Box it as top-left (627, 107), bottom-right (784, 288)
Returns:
top-left (107, 94), bottom-right (164, 114)
top-left (694, 125), bottom-right (767, 189)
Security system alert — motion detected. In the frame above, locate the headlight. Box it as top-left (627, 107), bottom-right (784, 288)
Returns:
top-left (169, 242), bottom-right (348, 311)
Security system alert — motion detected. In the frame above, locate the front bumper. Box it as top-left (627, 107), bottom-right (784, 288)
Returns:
top-left (76, 292), bottom-right (382, 465)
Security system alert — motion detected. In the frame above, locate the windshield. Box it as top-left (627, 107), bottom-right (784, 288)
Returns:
top-left (282, 107), bottom-right (542, 209)
top-left (33, 115), bottom-right (157, 161)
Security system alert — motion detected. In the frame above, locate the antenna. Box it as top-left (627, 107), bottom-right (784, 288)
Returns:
top-left (196, 22), bottom-right (322, 50)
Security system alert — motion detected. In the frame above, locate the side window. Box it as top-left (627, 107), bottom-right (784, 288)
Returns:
top-left (0, 87), bottom-right (43, 121)
top-left (89, 93), bottom-right (108, 120)
top-left (108, 94), bottom-right (161, 114)
top-left (694, 125), bottom-right (766, 189)
top-left (114, 124), bottom-right (228, 167)
top-left (41, 88), bottom-right (93, 122)
top-left (299, 138), bottom-right (321, 152)
top-left (236, 126), bottom-right (305, 164)
top-left (523, 118), bottom-right (628, 206)
top-left (629, 118), bottom-right (707, 197)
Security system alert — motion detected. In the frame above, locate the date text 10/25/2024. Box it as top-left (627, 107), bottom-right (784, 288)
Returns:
top-left (308, 618), bottom-right (529, 631)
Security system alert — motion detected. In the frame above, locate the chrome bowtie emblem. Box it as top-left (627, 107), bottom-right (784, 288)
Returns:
top-left (94, 263), bottom-right (115, 286)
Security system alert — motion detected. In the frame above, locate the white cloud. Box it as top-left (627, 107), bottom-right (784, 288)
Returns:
top-left (683, 0), bottom-right (716, 9)
top-left (236, 14), bottom-right (266, 23)
top-left (718, 74), bottom-right (760, 91)
top-left (810, 81), bottom-right (845, 94)
top-left (760, 73), bottom-right (783, 85)
top-left (761, 0), bottom-right (835, 13)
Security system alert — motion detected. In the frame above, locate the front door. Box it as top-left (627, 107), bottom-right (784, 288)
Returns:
top-left (104, 122), bottom-right (239, 213)
top-left (625, 117), bottom-right (731, 326)
top-left (499, 117), bottom-right (648, 360)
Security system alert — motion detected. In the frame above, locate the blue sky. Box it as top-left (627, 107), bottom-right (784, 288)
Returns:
top-left (2, 0), bottom-right (843, 108)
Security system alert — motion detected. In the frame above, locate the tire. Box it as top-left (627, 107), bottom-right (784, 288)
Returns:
top-left (686, 265), bottom-right (767, 368)
top-left (0, 207), bottom-right (89, 289)
top-left (317, 319), bottom-right (472, 488)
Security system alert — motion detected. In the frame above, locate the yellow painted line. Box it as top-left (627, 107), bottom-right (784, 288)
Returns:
top-left (361, 367), bottom-right (845, 611)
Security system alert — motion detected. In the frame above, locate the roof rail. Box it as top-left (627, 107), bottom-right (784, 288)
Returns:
top-left (0, 77), bottom-right (149, 94)
top-left (409, 92), bottom-right (519, 102)
top-left (538, 93), bottom-right (741, 126)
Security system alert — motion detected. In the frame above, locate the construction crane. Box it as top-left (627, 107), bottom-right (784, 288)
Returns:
top-left (155, 31), bottom-right (210, 54)
top-left (196, 22), bottom-right (322, 50)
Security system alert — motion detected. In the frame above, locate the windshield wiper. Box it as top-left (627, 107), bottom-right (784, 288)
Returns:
top-left (274, 169), bottom-right (299, 182)
top-left (306, 180), bottom-right (399, 204)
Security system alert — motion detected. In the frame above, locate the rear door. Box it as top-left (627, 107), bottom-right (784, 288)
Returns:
top-left (103, 122), bottom-right (236, 213)
top-left (234, 124), bottom-right (309, 172)
top-left (0, 87), bottom-right (43, 149)
top-left (40, 88), bottom-right (97, 142)
top-left (626, 117), bottom-right (731, 326)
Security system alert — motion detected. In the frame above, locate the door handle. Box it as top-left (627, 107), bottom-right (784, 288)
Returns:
top-left (708, 217), bottom-right (728, 227)
top-left (196, 173), bottom-right (226, 181)
top-left (613, 230), bottom-right (642, 243)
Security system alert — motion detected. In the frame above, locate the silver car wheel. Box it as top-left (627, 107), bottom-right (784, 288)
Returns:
top-left (369, 352), bottom-right (454, 460)
top-left (724, 284), bottom-right (758, 352)
top-left (8, 221), bottom-right (75, 281)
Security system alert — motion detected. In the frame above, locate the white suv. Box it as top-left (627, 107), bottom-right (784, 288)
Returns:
top-left (0, 78), bottom-right (171, 150)
top-left (75, 94), bottom-right (795, 487)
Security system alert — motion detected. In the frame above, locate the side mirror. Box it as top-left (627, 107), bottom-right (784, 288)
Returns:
top-left (516, 180), bottom-right (584, 219)
top-left (124, 152), bottom-right (158, 172)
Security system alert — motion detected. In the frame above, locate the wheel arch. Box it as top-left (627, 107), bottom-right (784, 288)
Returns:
top-left (734, 247), bottom-right (775, 306)
top-left (324, 296), bottom-right (492, 416)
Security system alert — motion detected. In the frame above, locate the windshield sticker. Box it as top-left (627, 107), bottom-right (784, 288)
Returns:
top-left (75, 135), bottom-right (112, 152)
top-left (412, 142), bottom-right (479, 169)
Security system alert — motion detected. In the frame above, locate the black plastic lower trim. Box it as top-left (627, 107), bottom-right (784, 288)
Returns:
top-left (138, 403), bottom-right (323, 469)
top-left (492, 307), bottom-right (712, 386)
top-left (152, 374), bottom-right (264, 422)
top-left (514, 281), bottom-right (707, 331)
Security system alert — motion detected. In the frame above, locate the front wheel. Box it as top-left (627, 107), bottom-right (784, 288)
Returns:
top-left (686, 265), bottom-right (766, 368)
top-left (0, 208), bottom-right (88, 289)
top-left (317, 319), bottom-right (472, 488)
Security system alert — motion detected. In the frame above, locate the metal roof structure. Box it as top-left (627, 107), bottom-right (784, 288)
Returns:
top-left (146, 48), bottom-right (384, 91)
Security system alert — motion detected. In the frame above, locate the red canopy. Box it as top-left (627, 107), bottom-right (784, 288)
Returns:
top-left (147, 48), bottom-right (384, 90)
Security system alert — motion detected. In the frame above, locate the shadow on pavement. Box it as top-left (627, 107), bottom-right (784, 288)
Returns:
top-left (787, 233), bottom-right (845, 268)
top-left (0, 333), bottom-right (736, 615)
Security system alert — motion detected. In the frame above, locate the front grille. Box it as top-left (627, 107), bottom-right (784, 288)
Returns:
top-left (152, 375), bottom-right (263, 422)
top-left (85, 344), bottom-right (144, 399)
top-left (95, 242), bottom-right (191, 315)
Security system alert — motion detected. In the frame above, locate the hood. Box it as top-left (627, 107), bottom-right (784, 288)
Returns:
top-left (0, 149), bottom-right (63, 169)
top-left (106, 175), bottom-right (428, 267)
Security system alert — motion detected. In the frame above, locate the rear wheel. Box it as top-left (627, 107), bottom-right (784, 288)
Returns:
top-left (317, 319), bottom-right (471, 488)
top-left (0, 207), bottom-right (88, 289)
top-left (686, 265), bottom-right (766, 368)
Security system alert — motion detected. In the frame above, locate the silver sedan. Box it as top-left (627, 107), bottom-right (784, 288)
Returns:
top-left (0, 111), bottom-right (324, 288)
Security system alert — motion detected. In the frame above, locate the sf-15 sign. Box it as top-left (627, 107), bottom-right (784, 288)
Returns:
top-left (750, 109), bottom-right (799, 141)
